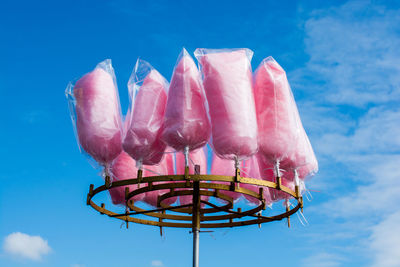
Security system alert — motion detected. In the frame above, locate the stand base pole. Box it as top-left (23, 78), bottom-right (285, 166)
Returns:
top-left (193, 228), bottom-right (199, 267)
top-left (193, 165), bottom-right (201, 267)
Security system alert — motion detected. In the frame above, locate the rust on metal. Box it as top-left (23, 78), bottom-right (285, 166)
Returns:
top-left (86, 168), bottom-right (303, 229)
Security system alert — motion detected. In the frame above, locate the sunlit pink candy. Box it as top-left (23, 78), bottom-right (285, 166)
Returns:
top-left (73, 62), bottom-right (122, 165)
top-left (142, 153), bottom-right (177, 207)
top-left (298, 156), bottom-right (318, 180)
top-left (259, 161), bottom-right (295, 204)
top-left (162, 49), bottom-right (211, 152)
top-left (284, 129), bottom-right (309, 170)
top-left (255, 154), bottom-right (275, 182)
top-left (123, 68), bottom-right (167, 165)
top-left (299, 130), bottom-right (318, 178)
top-left (254, 57), bottom-right (298, 164)
top-left (108, 152), bottom-right (142, 205)
top-left (272, 177), bottom-right (294, 201)
top-left (165, 151), bottom-right (175, 176)
top-left (211, 155), bottom-right (242, 203)
top-left (195, 48), bottom-right (257, 160)
top-left (176, 149), bottom-right (209, 207)
top-left (283, 127), bottom-right (318, 179)
top-left (281, 95), bottom-right (318, 179)
top-left (164, 149), bottom-right (178, 204)
top-left (257, 154), bottom-right (293, 202)
top-left (241, 156), bottom-right (272, 205)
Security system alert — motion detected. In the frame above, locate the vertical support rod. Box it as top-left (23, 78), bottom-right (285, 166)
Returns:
top-left (192, 165), bottom-right (201, 267)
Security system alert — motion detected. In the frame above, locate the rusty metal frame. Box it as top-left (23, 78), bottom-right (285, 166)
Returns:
top-left (86, 167), bottom-right (303, 229)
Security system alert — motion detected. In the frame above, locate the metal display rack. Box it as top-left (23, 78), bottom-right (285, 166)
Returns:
top-left (86, 165), bottom-right (303, 267)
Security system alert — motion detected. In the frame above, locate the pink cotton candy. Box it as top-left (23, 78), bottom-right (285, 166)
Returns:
top-left (283, 127), bottom-right (318, 180)
top-left (164, 151), bottom-right (175, 176)
top-left (108, 152), bottom-right (142, 205)
top-left (298, 156), bottom-right (318, 180)
top-left (195, 48), bottom-right (258, 160)
top-left (254, 57), bottom-right (298, 165)
top-left (272, 177), bottom-right (295, 201)
top-left (297, 129), bottom-right (318, 179)
top-left (253, 56), bottom-right (318, 180)
top-left (257, 154), bottom-right (293, 201)
top-left (142, 153), bottom-right (177, 207)
top-left (284, 129), bottom-right (309, 170)
top-left (256, 154), bottom-right (275, 182)
top-left (123, 60), bottom-right (168, 165)
top-left (241, 156), bottom-right (272, 205)
top-left (211, 154), bottom-right (242, 202)
top-left (280, 93), bottom-right (318, 179)
top-left (175, 148), bottom-right (209, 207)
top-left (69, 60), bottom-right (123, 165)
top-left (162, 48), bottom-right (211, 152)
top-left (164, 149), bottom-right (178, 204)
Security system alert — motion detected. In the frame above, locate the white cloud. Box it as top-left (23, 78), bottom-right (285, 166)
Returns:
top-left (301, 252), bottom-right (342, 267)
top-left (369, 211), bottom-right (400, 267)
top-left (295, 0), bottom-right (400, 107)
top-left (315, 108), bottom-right (400, 158)
top-left (319, 155), bottom-right (400, 218)
top-left (71, 264), bottom-right (86, 267)
top-left (296, 101), bottom-right (356, 136)
top-left (293, 1), bottom-right (400, 266)
top-left (151, 260), bottom-right (164, 266)
top-left (3, 232), bottom-right (51, 261)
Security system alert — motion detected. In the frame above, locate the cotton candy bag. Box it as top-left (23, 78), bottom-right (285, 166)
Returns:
top-left (108, 152), bottom-right (143, 205)
top-left (123, 59), bottom-right (168, 166)
top-left (142, 153), bottom-right (177, 207)
top-left (162, 48), bottom-right (211, 152)
top-left (284, 127), bottom-right (318, 181)
top-left (257, 154), bottom-right (294, 202)
top-left (175, 148), bottom-right (209, 206)
top-left (210, 154), bottom-right (242, 203)
top-left (66, 59), bottom-right (123, 166)
top-left (254, 57), bottom-right (299, 168)
top-left (195, 48), bottom-right (258, 160)
top-left (241, 156), bottom-right (272, 205)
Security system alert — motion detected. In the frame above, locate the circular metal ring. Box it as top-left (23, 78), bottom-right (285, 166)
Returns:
top-left (87, 171), bottom-right (303, 229)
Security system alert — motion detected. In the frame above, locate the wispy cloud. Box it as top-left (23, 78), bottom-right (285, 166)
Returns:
top-left (315, 108), bottom-right (400, 158)
top-left (369, 211), bottom-right (400, 267)
top-left (292, 0), bottom-right (400, 266)
top-left (2, 232), bottom-right (51, 261)
top-left (151, 260), bottom-right (164, 266)
top-left (301, 252), bottom-right (342, 267)
top-left (294, 0), bottom-right (400, 107)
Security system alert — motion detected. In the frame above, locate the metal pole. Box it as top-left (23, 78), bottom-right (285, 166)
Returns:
top-left (193, 222), bottom-right (199, 267)
top-left (192, 165), bottom-right (201, 267)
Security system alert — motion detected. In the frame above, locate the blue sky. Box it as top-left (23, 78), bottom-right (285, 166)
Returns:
top-left (1, 0), bottom-right (399, 266)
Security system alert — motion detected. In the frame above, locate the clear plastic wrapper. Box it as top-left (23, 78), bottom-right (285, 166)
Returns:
top-left (210, 153), bottom-right (242, 202)
top-left (175, 148), bottom-right (209, 207)
top-left (142, 152), bottom-right (177, 207)
top-left (241, 155), bottom-right (272, 205)
top-left (65, 59), bottom-right (123, 166)
top-left (256, 153), bottom-right (294, 202)
top-left (284, 128), bottom-right (318, 180)
top-left (195, 48), bottom-right (258, 160)
top-left (123, 59), bottom-right (168, 166)
top-left (298, 156), bottom-right (318, 179)
top-left (276, 171), bottom-right (296, 201)
top-left (254, 57), bottom-right (299, 167)
top-left (297, 128), bottom-right (318, 179)
top-left (108, 151), bottom-right (143, 205)
top-left (162, 48), bottom-right (211, 153)
top-left (281, 96), bottom-right (318, 179)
